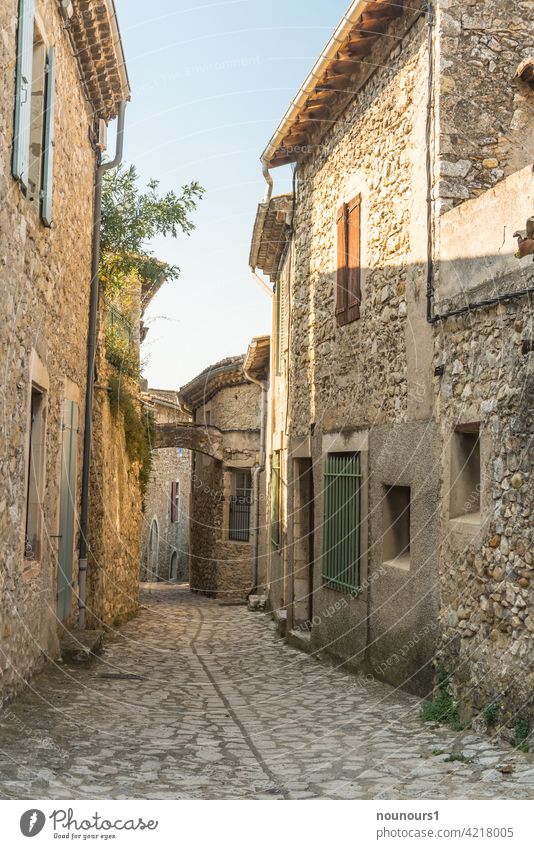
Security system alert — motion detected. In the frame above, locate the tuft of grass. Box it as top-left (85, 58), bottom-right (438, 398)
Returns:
top-left (421, 669), bottom-right (462, 731)
top-left (484, 702), bottom-right (500, 727)
top-left (513, 718), bottom-right (531, 753)
top-left (444, 753), bottom-right (472, 764)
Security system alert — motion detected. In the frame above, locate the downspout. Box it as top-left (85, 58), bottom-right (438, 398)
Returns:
top-left (78, 101), bottom-right (127, 629)
top-left (243, 368), bottom-right (268, 595)
top-left (261, 158), bottom-right (273, 204)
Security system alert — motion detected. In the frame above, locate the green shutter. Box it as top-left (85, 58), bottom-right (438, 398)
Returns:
top-left (270, 452), bottom-right (281, 549)
top-left (12, 0), bottom-right (35, 189)
top-left (322, 453), bottom-right (361, 593)
top-left (41, 47), bottom-right (55, 226)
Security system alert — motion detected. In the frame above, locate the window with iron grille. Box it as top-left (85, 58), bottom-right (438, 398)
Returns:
top-left (229, 469), bottom-right (252, 541)
top-left (322, 452), bottom-right (361, 593)
top-left (270, 452), bottom-right (281, 549)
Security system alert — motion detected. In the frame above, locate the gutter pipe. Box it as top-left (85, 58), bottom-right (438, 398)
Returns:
top-left (78, 101), bottom-right (127, 629)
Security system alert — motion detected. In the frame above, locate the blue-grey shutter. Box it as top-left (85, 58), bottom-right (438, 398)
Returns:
top-left (12, 0), bottom-right (35, 189)
top-left (41, 47), bottom-right (56, 227)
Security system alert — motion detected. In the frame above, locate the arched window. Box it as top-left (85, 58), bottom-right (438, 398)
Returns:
top-left (148, 518), bottom-right (159, 580)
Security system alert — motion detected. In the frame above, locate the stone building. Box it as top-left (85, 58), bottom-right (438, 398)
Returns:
top-left (155, 351), bottom-right (266, 599)
top-left (253, 0), bottom-right (534, 728)
top-left (141, 388), bottom-right (192, 583)
top-left (0, 0), bottom-right (129, 700)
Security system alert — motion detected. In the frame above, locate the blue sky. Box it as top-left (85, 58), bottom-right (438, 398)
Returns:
top-left (115, 0), bottom-right (348, 388)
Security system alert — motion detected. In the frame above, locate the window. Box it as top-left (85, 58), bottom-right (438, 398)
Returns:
top-left (450, 423), bottom-right (481, 522)
top-left (229, 469), bottom-right (252, 542)
top-left (25, 385), bottom-right (46, 560)
top-left (383, 485), bottom-right (411, 569)
top-left (270, 452), bottom-right (281, 549)
top-left (322, 453), bottom-right (361, 592)
top-left (170, 481), bottom-right (180, 523)
top-left (336, 195), bottom-right (361, 326)
top-left (12, 1), bottom-right (56, 224)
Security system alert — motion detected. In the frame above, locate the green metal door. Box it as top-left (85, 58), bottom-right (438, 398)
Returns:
top-left (57, 400), bottom-right (79, 621)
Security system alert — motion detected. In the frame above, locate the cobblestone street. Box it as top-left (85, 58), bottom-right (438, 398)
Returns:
top-left (0, 584), bottom-right (533, 800)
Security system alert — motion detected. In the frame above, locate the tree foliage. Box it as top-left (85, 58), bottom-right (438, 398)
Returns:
top-left (100, 163), bottom-right (204, 294)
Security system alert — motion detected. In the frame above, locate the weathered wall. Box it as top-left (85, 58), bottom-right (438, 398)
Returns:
top-left (432, 0), bottom-right (534, 731)
top-left (198, 383), bottom-right (260, 430)
top-left (284, 14), bottom-right (438, 695)
top-left (141, 394), bottom-right (191, 583)
top-left (86, 352), bottom-right (141, 628)
top-left (436, 0), bottom-right (534, 210)
top-left (189, 382), bottom-right (261, 599)
top-left (0, 0), bottom-right (96, 700)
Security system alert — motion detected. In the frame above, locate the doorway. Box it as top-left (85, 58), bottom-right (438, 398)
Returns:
top-left (292, 458), bottom-right (314, 628)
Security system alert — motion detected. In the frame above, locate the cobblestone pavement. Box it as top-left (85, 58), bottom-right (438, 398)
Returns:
top-left (0, 584), bottom-right (533, 800)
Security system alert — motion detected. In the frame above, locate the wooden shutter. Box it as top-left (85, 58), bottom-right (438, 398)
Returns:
top-left (170, 481), bottom-right (177, 523)
top-left (12, 0), bottom-right (35, 189)
top-left (347, 195), bottom-right (361, 322)
top-left (40, 47), bottom-right (56, 227)
top-left (335, 204), bottom-right (348, 325)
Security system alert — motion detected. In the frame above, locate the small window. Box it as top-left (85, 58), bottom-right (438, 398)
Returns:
top-left (322, 453), bottom-right (361, 592)
top-left (229, 469), bottom-right (252, 542)
top-left (383, 485), bottom-right (411, 569)
top-left (25, 385), bottom-right (46, 560)
top-left (336, 195), bottom-right (361, 326)
top-left (170, 480), bottom-right (179, 523)
top-left (450, 424), bottom-right (480, 523)
top-left (270, 452), bottom-right (281, 549)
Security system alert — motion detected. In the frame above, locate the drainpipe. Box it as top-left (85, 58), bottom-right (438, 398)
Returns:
top-left (78, 101), bottom-right (127, 629)
top-left (261, 158), bottom-right (273, 204)
top-left (243, 368), bottom-right (268, 595)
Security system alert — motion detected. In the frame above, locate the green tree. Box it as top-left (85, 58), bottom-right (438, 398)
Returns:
top-left (100, 163), bottom-right (204, 295)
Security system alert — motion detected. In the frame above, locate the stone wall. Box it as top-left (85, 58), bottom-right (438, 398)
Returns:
top-left (436, 0), bottom-right (534, 210)
top-left (142, 393), bottom-right (192, 583)
top-left (432, 0), bottom-right (534, 730)
top-left (197, 383), bottom-right (260, 430)
top-left (189, 381), bottom-right (261, 599)
top-left (86, 347), bottom-right (142, 628)
top-left (283, 14), bottom-right (439, 695)
top-left (434, 297), bottom-right (534, 732)
top-left (0, 0), bottom-right (97, 700)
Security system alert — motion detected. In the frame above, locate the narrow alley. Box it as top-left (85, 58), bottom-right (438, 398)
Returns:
top-left (0, 584), bottom-right (533, 801)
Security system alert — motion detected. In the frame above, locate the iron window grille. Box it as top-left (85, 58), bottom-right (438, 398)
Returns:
top-left (229, 470), bottom-right (252, 542)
